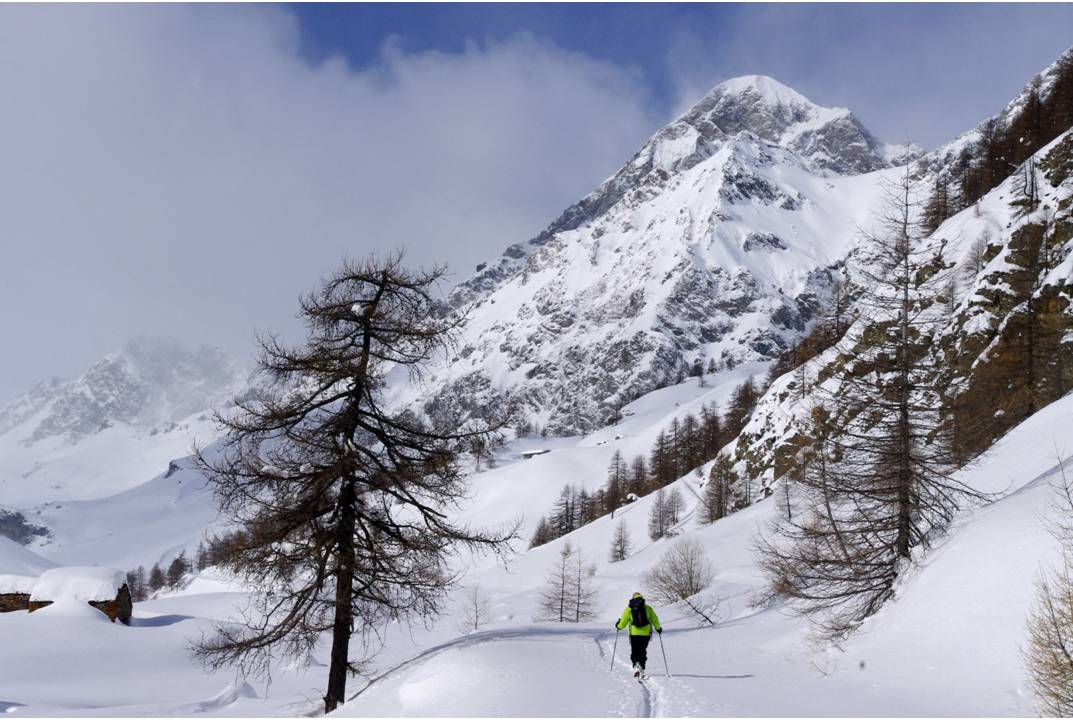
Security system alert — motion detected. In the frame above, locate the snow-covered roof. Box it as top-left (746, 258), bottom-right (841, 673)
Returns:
top-left (0, 574), bottom-right (37, 595)
top-left (29, 566), bottom-right (126, 602)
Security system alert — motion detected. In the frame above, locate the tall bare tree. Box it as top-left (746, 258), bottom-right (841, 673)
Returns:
top-left (666, 487), bottom-right (685, 525)
top-left (648, 487), bottom-right (669, 540)
top-left (608, 519), bottom-right (632, 563)
top-left (1026, 447), bottom-right (1073, 715)
top-left (456, 584), bottom-right (494, 634)
top-left (700, 453), bottom-right (736, 524)
top-left (193, 254), bottom-right (512, 713)
top-left (571, 548), bottom-right (599, 622)
top-left (537, 542), bottom-right (575, 622)
top-left (606, 450), bottom-right (627, 513)
top-left (758, 167), bottom-right (986, 641)
top-left (628, 455), bottom-right (648, 497)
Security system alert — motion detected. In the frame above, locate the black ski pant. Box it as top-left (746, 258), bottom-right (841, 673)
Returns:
top-left (629, 633), bottom-right (651, 669)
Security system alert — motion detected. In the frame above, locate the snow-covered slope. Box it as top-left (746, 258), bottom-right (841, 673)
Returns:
top-left (408, 76), bottom-right (901, 434)
top-left (339, 389), bottom-right (1073, 717)
top-left (2, 373), bottom-right (1068, 716)
top-left (0, 336), bottom-right (244, 505)
top-left (726, 124), bottom-right (1073, 494)
top-left (23, 455), bottom-right (222, 571)
top-left (1, 54), bottom-right (1071, 720)
top-left (0, 536), bottom-right (55, 576)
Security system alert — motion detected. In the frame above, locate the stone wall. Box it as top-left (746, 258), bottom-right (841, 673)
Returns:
top-left (0, 593), bottom-right (29, 612)
top-left (26, 584), bottom-right (132, 624)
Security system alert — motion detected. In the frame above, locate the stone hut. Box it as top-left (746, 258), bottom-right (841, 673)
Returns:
top-left (28, 567), bottom-right (132, 624)
top-left (0, 574), bottom-right (36, 612)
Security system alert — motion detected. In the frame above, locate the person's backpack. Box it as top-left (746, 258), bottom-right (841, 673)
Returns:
top-left (628, 597), bottom-right (649, 627)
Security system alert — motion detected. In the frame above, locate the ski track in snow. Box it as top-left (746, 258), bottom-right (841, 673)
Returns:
top-left (349, 626), bottom-right (606, 700)
top-left (349, 625), bottom-right (696, 718)
top-left (595, 631), bottom-right (696, 718)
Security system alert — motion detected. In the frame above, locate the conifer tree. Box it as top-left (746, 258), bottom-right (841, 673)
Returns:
top-left (193, 254), bottom-right (512, 713)
top-left (650, 430), bottom-right (674, 486)
top-left (1026, 449), bottom-right (1073, 715)
top-left (605, 450), bottom-right (628, 513)
top-left (456, 584), bottom-right (493, 634)
top-left (166, 552), bottom-right (190, 588)
top-left (648, 488), bottom-right (669, 541)
top-left (668, 417), bottom-right (684, 480)
top-left (629, 455), bottom-right (648, 497)
top-left (680, 414), bottom-right (701, 471)
top-left (700, 404), bottom-right (723, 459)
top-left (608, 519), bottom-right (632, 562)
top-left (700, 454), bottom-right (736, 524)
top-left (125, 566), bottom-right (148, 602)
top-left (529, 516), bottom-right (555, 549)
top-left (195, 541), bottom-right (209, 571)
top-left (758, 167), bottom-right (986, 641)
top-left (1052, 51), bottom-right (1073, 132)
top-left (148, 564), bottom-right (166, 593)
top-left (570, 549), bottom-right (598, 622)
top-left (922, 178), bottom-right (951, 233)
top-left (552, 485), bottom-right (579, 536)
top-left (537, 543), bottom-right (575, 623)
top-left (724, 378), bottom-right (758, 439)
top-left (666, 487), bottom-right (685, 525)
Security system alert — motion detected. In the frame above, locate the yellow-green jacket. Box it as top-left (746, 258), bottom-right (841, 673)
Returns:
top-left (616, 603), bottom-right (661, 636)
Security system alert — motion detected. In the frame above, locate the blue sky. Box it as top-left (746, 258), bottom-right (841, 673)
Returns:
top-left (290, 3), bottom-right (1073, 147)
top-left (1, 4), bottom-right (1072, 401)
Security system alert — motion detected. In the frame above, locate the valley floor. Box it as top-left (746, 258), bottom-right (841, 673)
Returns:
top-left (1, 376), bottom-right (1070, 716)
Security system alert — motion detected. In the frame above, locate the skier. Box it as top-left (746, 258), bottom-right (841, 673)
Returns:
top-left (614, 592), bottom-right (661, 679)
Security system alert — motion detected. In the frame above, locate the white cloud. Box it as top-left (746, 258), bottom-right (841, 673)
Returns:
top-left (0, 5), bottom-right (660, 400)
top-left (663, 4), bottom-right (1073, 148)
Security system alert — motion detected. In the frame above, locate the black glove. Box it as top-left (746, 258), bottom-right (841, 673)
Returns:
top-left (614, 623), bottom-right (620, 631)
top-left (656, 628), bottom-right (662, 634)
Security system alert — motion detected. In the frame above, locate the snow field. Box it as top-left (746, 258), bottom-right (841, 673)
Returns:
top-left (0, 369), bottom-right (1071, 715)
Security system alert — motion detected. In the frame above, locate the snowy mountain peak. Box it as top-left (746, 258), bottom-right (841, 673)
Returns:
top-left (676, 74), bottom-right (889, 176)
top-left (419, 75), bottom-right (904, 434)
top-left (0, 335), bottom-right (244, 446)
top-left (712, 74), bottom-right (819, 111)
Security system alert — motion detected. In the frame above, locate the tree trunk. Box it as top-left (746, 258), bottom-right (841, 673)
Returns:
top-left (896, 216), bottom-right (913, 561)
top-left (325, 477), bottom-right (357, 713)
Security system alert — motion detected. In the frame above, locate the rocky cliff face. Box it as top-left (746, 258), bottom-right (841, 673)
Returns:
top-left (414, 76), bottom-right (900, 434)
top-left (726, 126), bottom-right (1073, 498)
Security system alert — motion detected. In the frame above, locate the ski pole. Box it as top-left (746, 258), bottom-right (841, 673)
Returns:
top-left (610, 628), bottom-right (620, 672)
top-left (658, 631), bottom-right (670, 677)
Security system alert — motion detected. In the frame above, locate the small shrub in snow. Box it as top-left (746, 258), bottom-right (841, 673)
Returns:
top-left (643, 537), bottom-right (718, 626)
top-left (455, 584), bottom-right (493, 634)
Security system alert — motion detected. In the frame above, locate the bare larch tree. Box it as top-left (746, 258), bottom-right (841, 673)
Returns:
top-left (609, 518), bottom-right (632, 562)
top-left (1026, 446), bottom-right (1073, 715)
top-left (537, 542), bottom-right (575, 622)
top-left (643, 536), bottom-right (717, 626)
top-left (758, 166), bottom-right (986, 641)
top-left (571, 548), bottom-right (599, 622)
top-left (193, 253), bottom-right (512, 713)
top-left (456, 584), bottom-right (494, 634)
